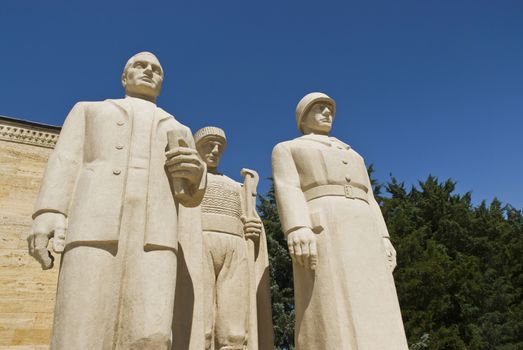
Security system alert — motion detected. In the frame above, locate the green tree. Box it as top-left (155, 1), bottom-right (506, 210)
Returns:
top-left (382, 176), bottom-right (523, 349)
top-left (259, 181), bottom-right (295, 350)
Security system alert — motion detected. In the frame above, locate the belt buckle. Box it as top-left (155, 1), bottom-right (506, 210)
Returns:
top-left (344, 185), bottom-right (354, 199)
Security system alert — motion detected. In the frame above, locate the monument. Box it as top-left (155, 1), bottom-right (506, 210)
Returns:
top-left (194, 126), bottom-right (273, 350)
top-left (272, 92), bottom-right (409, 349)
top-left (20, 51), bottom-right (410, 349)
top-left (27, 52), bottom-right (206, 349)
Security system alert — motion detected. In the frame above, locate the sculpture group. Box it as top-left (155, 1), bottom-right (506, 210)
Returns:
top-left (28, 52), bottom-right (408, 349)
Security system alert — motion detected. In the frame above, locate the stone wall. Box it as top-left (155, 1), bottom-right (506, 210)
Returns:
top-left (0, 116), bottom-right (60, 349)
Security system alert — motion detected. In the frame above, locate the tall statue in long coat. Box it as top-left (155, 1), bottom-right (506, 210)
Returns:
top-left (28, 52), bottom-right (206, 350)
top-left (272, 92), bottom-right (409, 349)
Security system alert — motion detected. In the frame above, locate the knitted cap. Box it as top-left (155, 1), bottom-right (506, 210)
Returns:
top-left (194, 126), bottom-right (227, 147)
top-left (295, 92), bottom-right (336, 133)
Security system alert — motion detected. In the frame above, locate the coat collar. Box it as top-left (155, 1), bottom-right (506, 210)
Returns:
top-left (107, 98), bottom-right (171, 122)
top-left (299, 134), bottom-right (351, 150)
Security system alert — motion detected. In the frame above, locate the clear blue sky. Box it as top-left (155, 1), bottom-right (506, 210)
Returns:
top-left (1, 1), bottom-right (522, 208)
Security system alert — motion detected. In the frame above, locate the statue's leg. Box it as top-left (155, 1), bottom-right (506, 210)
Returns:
top-left (116, 247), bottom-right (177, 350)
top-left (51, 243), bottom-right (118, 350)
top-left (113, 168), bottom-right (177, 350)
top-left (203, 232), bottom-right (219, 350)
top-left (214, 235), bottom-right (249, 350)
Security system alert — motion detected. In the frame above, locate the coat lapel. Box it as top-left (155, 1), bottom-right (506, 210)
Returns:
top-left (107, 98), bottom-right (132, 122)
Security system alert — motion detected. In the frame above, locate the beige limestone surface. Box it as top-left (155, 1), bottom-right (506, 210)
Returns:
top-left (272, 92), bottom-right (409, 349)
top-left (0, 116), bottom-right (60, 349)
top-left (28, 52), bottom-right (207, 350)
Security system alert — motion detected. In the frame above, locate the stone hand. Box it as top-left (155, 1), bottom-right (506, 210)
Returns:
top-left (287, 227), bottom-right (318, 270)
top-left (241, 216), bottom-right (262, 242)
top-left (383, 237), bottom-right (397, 272)
top-left (28, 212), bottom-right (66, 270)
top-left (165, 147), bottom-right (204, 184)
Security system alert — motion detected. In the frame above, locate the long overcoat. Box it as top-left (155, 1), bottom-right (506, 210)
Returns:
top-left (34, 98), bottom-right (205, 349)
top-left (272, 134), bottom-right (408, 350)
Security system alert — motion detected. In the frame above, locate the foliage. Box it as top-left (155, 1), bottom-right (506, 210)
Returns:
top-left (260, 174), bottom-right (523, 350)
top-left (259, 180), bottom-right (295, 350)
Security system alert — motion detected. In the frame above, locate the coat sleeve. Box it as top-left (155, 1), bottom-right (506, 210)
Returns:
top-left (364, 166), bottom-right (390, 239)
top-left (272, 142), bottom-right (312, 235)
top-left (33, 102), bottom-right (86, 218)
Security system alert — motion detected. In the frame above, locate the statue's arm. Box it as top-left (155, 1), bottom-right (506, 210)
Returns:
top-left (365, 167), bottom-right (397, 271)
top-left (33, 102), bottom-right (86, 217)
top-left (272, 143), bottom-right (311, 234)
top-left (185, 125), bottom-right (206, 188)
top-left (272, 143), bottom-right (318, 270)
top-left (29, 102), bottom-right (86, 269)
top-left (166, 125), bottom-right (207, 207)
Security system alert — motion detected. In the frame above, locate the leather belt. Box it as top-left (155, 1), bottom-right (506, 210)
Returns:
top-left (304, 184), bottom-right (369, 203)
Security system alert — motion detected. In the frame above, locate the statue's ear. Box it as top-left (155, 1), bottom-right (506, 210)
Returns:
top-left (121, 73), bottom-right (127, 89)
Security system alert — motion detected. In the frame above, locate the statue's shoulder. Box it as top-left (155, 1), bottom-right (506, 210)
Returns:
top-left (208, 173), bottom-right (239, 185)
top-left (156, 107), bottom-right (190, 130)
top-left (273, 137), bottom-right (301, 150)
top-left (222, 174), bottom-right (242, 189)
top-left (65, 100), bottom-right (111, 117)
top-left (93, 98), bottom-right (130, 113)
top-left (156, 106), bottom-right (174, 119)
top-left (207, 173), bottom-right (242, 195)
top-left (289, 135), bottom-right (326, 148)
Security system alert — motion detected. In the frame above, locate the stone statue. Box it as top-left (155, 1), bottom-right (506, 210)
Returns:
top-left (193, 126), bottom-right (273, 350)
top-left (27, 52), bottom-right (206, 350)
top-left (271, 92), bottom-right (409, 349)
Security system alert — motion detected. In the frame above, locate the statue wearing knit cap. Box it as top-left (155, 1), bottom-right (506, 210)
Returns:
top-left (272, 93), bottom-right (409, 349)
top-left (194, 127), bottom-right (273, 350)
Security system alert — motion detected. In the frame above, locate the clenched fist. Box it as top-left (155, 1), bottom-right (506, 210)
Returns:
top-left (165, 147), bottom-right (205, 185)
top-left (241, 216), bottom-right (262, 242)
top-left (383, 237), bottom-right (397, 272)
top-left (287, 227), bottom-right (318, 270)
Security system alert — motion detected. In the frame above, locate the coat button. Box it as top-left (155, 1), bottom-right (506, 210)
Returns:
top-left (117, 121), bottom-right (125, 126)
top-left (342, 160), bottom-right (348, 164)
top-left (345, 176), bottom-right (351, 182)
top-left (113, 169), bottom-right (121, 175)
top-left (115, 144), bottom-right (124, 150)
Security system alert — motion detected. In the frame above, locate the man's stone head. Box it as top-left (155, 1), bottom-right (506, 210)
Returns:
top-left (194, 126), bottom-right (227, 170)
top-left (122, 52), bottom-right (164, 101)
top-left (295, 92), bottom-right (336, 135)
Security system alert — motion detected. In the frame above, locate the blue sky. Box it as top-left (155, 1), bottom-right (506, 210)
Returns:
top-left (1, 0), bottom-right (522, 208)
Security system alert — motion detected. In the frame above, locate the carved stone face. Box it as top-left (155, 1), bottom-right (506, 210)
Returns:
top-left (122, 53), bottom-right (163, 100)
top-left (302, 102), bottom-right (334, 135)
top-left (197, 137), bottom-right (226, 169)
